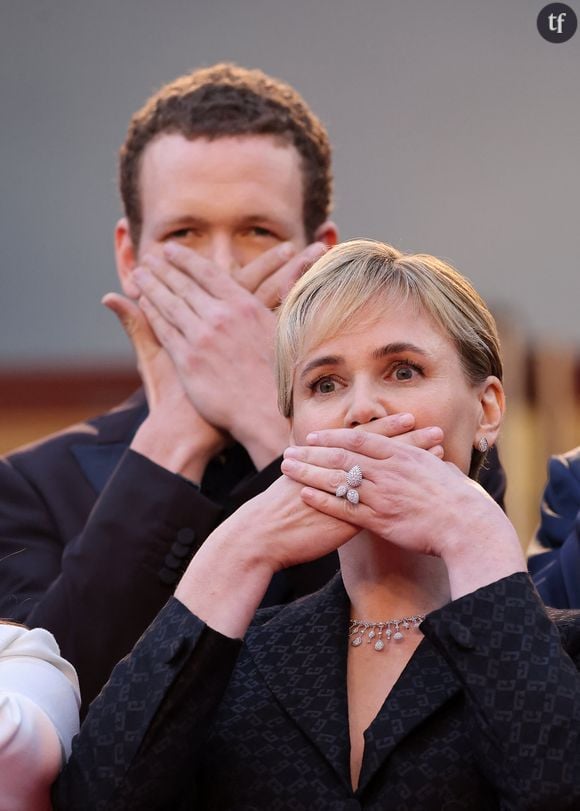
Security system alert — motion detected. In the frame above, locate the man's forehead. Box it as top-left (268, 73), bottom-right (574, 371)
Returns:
top-left (141, 131), bottom-right (301, 175)
top-left (138, 132), bottom-right (306, 226)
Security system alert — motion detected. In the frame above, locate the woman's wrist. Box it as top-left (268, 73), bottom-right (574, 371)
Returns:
top-left (441, 519), bottom-right (526, 601)
top-left (175, 512), bottom-right (275, 639)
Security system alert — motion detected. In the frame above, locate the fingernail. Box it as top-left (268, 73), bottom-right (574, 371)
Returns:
top-left (279, 242), bottom-right (295, 259)
top-left (281, 458), bottom-right (297, 471)
top-left (428, 427), bottom-right (444, 440)
top-left (307, 242), bottom-right (326, 258)
top-left (132, 268), bottom-right (147, 283)
top-left (306, 432), bottom-right (319, 443)
top-left (399, 413), bottom-right (414, 427)
top-left (283, 446), bottom-right (300, 458)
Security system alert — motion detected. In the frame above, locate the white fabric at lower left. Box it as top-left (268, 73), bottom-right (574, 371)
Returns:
top-left (0, 624), bottom-right (80, 811)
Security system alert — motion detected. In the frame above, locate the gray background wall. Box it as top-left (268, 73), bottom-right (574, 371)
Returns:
top-left (1, 0), bottom-right (579, 366)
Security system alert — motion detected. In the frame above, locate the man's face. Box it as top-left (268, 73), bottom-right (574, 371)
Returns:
top-left (117, 133), bottom-right (313, 293)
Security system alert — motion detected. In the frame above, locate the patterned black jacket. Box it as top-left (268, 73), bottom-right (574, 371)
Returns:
top-left (54, 572), bottom-right (580, 810)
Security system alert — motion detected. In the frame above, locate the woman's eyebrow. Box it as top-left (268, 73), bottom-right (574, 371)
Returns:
top-left (371, 342), bottom-right (429, 360)
top-left (299, 355), bottom-right (342, 380)
top-left (299, 343), bottom-right (430, 380)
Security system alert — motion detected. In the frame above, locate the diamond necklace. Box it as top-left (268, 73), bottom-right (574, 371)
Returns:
top-left (349, 615), bottom-right (425, 652)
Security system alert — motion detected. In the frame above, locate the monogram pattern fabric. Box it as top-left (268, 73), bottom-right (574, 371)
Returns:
top-left (54, 574), bottom-right (580, 810)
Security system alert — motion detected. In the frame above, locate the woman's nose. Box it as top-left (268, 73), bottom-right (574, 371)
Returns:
top-left (344, 388), bottom-right (388, 427)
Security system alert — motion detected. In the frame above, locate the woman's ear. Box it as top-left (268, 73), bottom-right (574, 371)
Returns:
top-left (114, 218), bottom-right (140, 298)
top-left (475, 376), bottom-right (505, 448)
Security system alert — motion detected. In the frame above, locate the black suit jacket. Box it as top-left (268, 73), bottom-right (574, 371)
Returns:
top-left (0, 390), bottom-right (505, 713)
top-left (0, 391), bottom-right (336, 711)
top-left (54, 573), bottom-right (580, 810)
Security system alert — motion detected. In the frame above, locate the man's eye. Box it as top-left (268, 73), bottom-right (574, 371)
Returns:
top-left (169, 228), bottom-right (194, 239)
top-left (247, 226), bottom-right (275, 238)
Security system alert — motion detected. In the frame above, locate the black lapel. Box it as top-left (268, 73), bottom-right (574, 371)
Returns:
top-left (247, 573), bottom-right (462, 794)
top-left (70, 390), bottom-right (148, 494)
top-left (357, 636), bottom-right (460, 791)
top-left (245, 574), bottom-right (352, 789)
top-left (71, 442), bottom-right (131, 493)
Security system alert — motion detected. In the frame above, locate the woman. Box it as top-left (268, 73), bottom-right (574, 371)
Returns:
top-left (54, 240), bottom-right (580, 810)
top-left (0, 621), bottom-right (80, 811)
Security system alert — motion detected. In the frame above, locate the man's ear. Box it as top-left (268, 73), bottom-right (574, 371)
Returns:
top-left (314, 220), bottom-right (339, 248)
top-left (476, 376), bottom-right (505, 448)
top-left (114, 218), bottom-right (140, 298)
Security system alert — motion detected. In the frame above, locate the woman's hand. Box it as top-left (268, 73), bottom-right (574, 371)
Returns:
top-left (175, 474), bottom-right (358, 639)
top-left (281, 429), bottom-right (526, 599)
top-left (231, 473), bottom-right (360, 571)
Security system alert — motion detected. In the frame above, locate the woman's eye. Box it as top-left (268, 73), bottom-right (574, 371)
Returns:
top-left (313, 378), bottom-right (336, 394)
top-left (393, 363), bottom-right (421, 381)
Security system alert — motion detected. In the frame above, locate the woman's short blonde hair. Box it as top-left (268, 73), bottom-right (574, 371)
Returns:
top-left (276, 239), bottom-right (502, 472)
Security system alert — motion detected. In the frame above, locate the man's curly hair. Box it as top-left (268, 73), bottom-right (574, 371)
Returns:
top-left (119, 63), bottom-right (333, 247)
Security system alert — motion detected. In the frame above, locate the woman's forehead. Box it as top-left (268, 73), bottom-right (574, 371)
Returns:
top-left (297, 295), bottom-right (440, 360)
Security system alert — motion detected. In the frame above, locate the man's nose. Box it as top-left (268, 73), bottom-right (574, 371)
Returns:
top-left (204, 236), bottom-right (241, 274)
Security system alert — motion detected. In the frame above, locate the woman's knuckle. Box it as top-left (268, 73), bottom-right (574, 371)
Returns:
top-left (330, 448), bottom-right (347, 468)
top-left (329, 471), bottom-right (343, 488)
top-left (350, 432), bottom-right (366, 450)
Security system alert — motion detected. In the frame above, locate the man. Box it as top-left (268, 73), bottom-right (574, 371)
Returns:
top-left (0, 64), bottom-right (505, 712)
top-left (528, 446), bottom-right (580, 608)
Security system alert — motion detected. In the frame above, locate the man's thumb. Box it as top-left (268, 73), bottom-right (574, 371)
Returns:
top-left (102, 292), bottom-right (142, 337)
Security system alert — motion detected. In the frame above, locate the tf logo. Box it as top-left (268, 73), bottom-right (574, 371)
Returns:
top-left (537, 3), bottom-right (578, 42)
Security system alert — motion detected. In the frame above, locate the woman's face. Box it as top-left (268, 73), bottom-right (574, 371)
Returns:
top-left (290, 298), bottom-right (500, 474)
